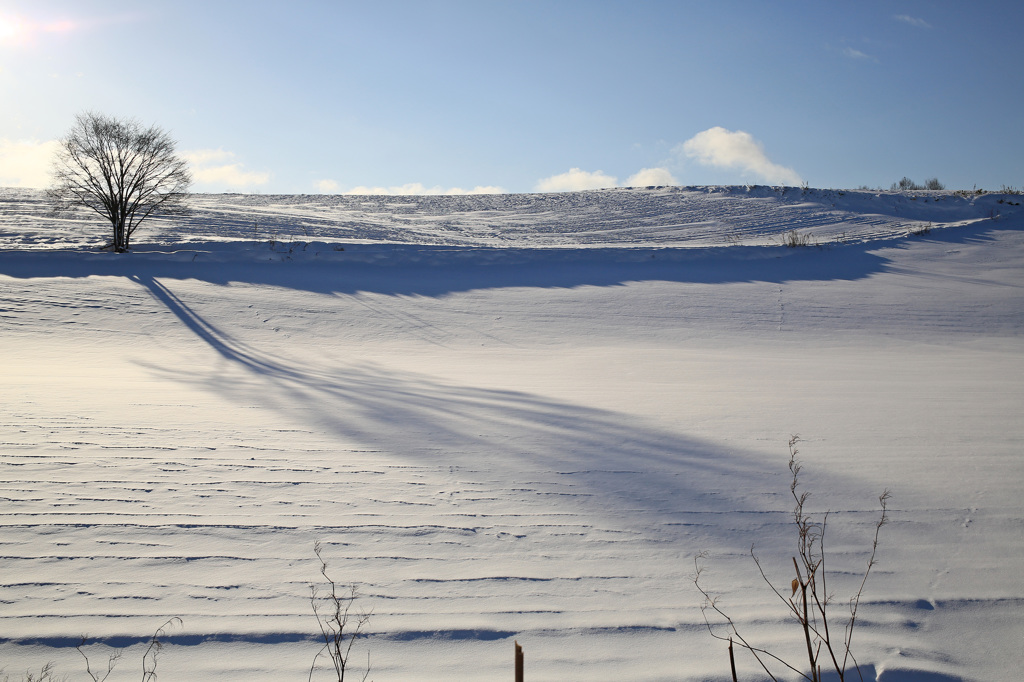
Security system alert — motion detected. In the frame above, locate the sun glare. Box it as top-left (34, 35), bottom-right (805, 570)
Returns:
top-left (0, 13), bottom-right (76, 46)
top-left (0, 15), bottom-right (26, 45)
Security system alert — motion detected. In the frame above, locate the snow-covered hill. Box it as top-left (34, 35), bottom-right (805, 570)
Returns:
top-left (2, 185), bottom-right (1016, 250)
top-left (1, 186), bottom-right (1022, 681)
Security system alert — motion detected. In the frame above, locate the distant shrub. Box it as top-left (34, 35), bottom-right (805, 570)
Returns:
top-left (891, 177), bottom-right (922, 191)
top-left (891, 177), bottom-right (944, 191)
top-left (781, 230), bottom-right (815, 247)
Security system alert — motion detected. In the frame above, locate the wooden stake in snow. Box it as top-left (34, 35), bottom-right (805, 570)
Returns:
top-left (515, 640), bottom-right (524, 682)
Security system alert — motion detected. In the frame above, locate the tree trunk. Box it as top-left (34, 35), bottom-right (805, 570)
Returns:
top-left (113, 217), bottom-right (127, 252)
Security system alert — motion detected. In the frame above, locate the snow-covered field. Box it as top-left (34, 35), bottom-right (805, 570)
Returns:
top-left (1, 186), bottom-right (1021, 681)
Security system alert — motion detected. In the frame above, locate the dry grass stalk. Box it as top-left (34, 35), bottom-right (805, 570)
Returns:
top-left (694, 436), bottom-right (890, 682)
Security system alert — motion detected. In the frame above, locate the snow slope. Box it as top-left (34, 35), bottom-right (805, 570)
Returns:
top-left (0, 186), bottom-right (1022, 681)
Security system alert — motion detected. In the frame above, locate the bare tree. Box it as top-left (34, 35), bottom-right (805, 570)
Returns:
top-left (47, 112), bottom-right (191, 252)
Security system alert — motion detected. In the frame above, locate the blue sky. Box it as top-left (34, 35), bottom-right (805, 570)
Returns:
top-left (1, 0), bottom-right (1022, 194)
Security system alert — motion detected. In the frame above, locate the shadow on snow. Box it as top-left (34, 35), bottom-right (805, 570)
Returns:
top-left (0, 218), bottom-right (1016, 296)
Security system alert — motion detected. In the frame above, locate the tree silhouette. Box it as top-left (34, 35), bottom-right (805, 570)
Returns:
top-left (48, 112), bottom-right (191, 252)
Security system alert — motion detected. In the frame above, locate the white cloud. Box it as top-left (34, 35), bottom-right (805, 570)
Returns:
top-left (449, 185), bottom-right (506, 195)
top-left (535, 168), bottom-right (618, 192)
top-left (677, 127), bottom-right (803, 186)
top-left (894, 14), bottom-right (932, 29)
top-left (625, 167), bottom-right (678, 187)
top-left (343, 182), bottom-right (506, 196)
top-left (0, 138), bottom-right (60, 188)
top-left (315, 179), bottom-right (340, 193)
top-left (843, 46), bottom-right (878, 62)
top-left (182, 149), bottom-right (233, 166)
top-left (183, 149), bottom-right (270, 189)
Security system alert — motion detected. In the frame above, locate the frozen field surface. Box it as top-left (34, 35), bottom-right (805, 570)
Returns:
top-left (1, 186), bottom-right (1022, 681)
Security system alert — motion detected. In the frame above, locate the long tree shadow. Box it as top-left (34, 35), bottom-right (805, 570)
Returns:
top-left (0, 274), bottom-right (904, 669)
top-left (130, 274), bottom-right (867, 532)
